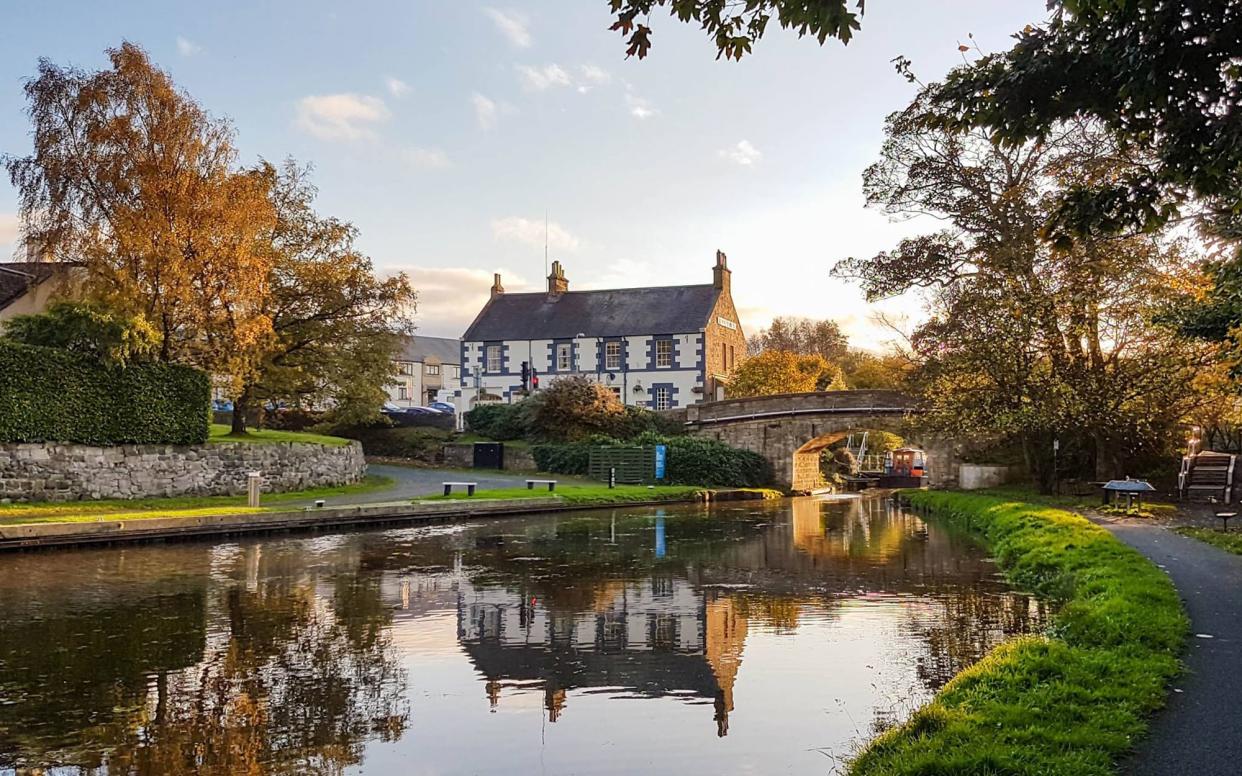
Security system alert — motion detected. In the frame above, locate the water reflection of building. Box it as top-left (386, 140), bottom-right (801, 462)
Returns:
top-left (457, 577), bottom-right (747, 735)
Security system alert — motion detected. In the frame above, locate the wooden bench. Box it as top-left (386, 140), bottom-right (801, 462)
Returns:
top-left (442, 481), bottom-right (477, 496)
top-left (526, 479), bottom-right (558, 492)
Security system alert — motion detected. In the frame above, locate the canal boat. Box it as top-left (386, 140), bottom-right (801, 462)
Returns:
top-left (877, 447), bottom-right (928, 489)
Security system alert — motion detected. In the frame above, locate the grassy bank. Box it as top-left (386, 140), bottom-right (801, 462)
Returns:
top-left (851, 491), bottom-right (1186, 776)
top-left (424, 484), bottom-right (708, 506)
top-left (1175, 526), bottom-right (1242, 555)
top-left (208, 423), bottom-right (352, 446)
top-left (0, 475), bottom-right (394, 525)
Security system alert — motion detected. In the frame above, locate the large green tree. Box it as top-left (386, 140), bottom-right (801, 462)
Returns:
top-left (834, 88), bottom-right (1216, 485)
top-left (234, 161), bottom-right (416, 432)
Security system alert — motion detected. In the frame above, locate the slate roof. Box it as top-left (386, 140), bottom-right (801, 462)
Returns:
top-left (462, 285), bottom-right (721, 342)
top-left (398, 334), bottom-right (462, 364)
top-left (0, 262), bottom-right (65, 312)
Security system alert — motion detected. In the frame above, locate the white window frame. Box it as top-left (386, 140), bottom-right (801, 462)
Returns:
top-left (426, 364), bottom-right (440, 376)
top-left (451, 366), bottom-right (461, 379)
top-left (654, 387), bottom-right (671, 411)
top-left (398, 386), bottom-right (408, 400)
top-left (557, 343), bottom-right (573, 371)
top-left (485, 345), bottom-right (502, 374)
top-left (655, 339), bottom-right (674, 368)
top-left (605, 341), bottom-right (622, 370)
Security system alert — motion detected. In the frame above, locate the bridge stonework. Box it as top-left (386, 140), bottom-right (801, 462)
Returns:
top-left (684, 390), bottom-right (962, 492)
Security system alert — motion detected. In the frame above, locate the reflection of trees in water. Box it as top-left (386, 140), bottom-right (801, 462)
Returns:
top-left (0, 545), bottom-right (408, 775)
top-left (905, 590), bottom-right (1046, 690)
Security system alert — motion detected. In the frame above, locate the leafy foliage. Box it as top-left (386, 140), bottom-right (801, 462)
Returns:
top-left (533, 433), bottom-right (771, 488)
top-left (833, 89), bottom-right (1216, 486)
top-left (464, 402), bottom-right (528, 441)
top-left (2, 301), bottom-right (160, 366)
top-left (523, 377), bottom-right (627, 442)
top-left (605, 0), bottom-right (863, 60)
top-left (5, 43), bottom-right (276, 386)
top-left (852, 490), bottom-right (1184, 775)
top-left (728, 349), bottom-right (842, 397)
top-left (746, 316), bottom-right (848, 362)
top-left (0, 340), bottom-right (209, 445)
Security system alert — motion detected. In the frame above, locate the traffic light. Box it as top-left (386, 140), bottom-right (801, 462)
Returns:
top-left (520, 361), bottom-right (530, 391)
top-left (531, 368), bottom-right (540, 390)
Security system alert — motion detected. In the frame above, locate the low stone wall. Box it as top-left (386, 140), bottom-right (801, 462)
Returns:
top-left (442, 442), bottom-right (538, 472)
top-left (959, 464), bottom-right (1015, 490)
top-left (0, 441), bottom-right (366, 502)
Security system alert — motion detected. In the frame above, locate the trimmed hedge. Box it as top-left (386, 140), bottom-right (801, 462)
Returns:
top-left (532, 434), bottom-right (772, 488)
top-left (0, 340), bottom-right (210, 446)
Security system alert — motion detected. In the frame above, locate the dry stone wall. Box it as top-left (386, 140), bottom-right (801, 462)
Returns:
top-left (0, 441), bottom-right (366, 502)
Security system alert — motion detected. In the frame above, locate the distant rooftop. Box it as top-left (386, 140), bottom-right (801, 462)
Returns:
top-left (0, 262), bottom-right (71, 312)
top-left (398, 334), bottom-right (461, 364)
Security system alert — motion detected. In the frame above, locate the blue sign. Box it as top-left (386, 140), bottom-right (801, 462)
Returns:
top-left (654, 445), bottom-right (667, 480)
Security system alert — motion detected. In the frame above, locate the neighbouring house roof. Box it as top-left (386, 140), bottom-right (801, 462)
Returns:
top-left (398, 334), bottom-right (462, 364)
top-left (463, 285), bottom-right (721, 342)
top-left (0, 262), bottom-right (67, 313)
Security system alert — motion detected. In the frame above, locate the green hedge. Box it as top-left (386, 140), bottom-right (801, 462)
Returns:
top-left (851, 491), bottom-right (1186, 776)
top-left (0, 340), bottom-right (210, 445)
top-left (532, 434), bottom-right (772, 488)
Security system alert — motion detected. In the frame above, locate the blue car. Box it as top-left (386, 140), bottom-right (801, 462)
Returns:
top-left (429, 401), bottom-right (456, 414)
top-left (212, 399), bottom-right (234, 412)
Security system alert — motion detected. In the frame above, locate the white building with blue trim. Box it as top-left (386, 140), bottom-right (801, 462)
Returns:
top-left (456, 251), bottom-right (747, 413)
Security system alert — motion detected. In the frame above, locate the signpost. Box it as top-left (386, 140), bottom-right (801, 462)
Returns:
top-left (654, 445), bottom-right (667, 481)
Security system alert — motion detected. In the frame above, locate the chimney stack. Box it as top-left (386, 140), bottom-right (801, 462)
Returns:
top-left (713, 249), bottom-right (731, 293)
top-left (547, 260), bottom-right (569, 297)
top-left (490, 273), bottom-right (505, 299)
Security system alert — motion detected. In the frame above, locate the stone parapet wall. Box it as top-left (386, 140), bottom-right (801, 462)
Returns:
top-left (0, 441), bottom-right (366, 502)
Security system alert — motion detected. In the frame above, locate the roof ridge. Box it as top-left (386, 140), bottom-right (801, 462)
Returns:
top-left (494, 283), bottom-right (715, 297)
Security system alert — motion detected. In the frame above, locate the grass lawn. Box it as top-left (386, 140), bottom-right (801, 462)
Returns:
top-left (0, 475), bottom-right (394, 525)
top-left (1175, 526), bottom-right (1242, 555)
top-left (424, 484), bottom-right (705, 505)
top-left (850, 490), bottom-right (1186, 776)
top-left (208, 423), bottom-right (352, 446)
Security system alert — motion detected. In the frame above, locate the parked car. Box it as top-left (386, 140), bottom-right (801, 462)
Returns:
top-left (212, 399), bottom-right (234, 412)
top-left (429, 401), bottom-right (455, 414)
top-left (381, 402), bottom-right (403, 413)
top-left (403, 406), bottom-right (443, 416)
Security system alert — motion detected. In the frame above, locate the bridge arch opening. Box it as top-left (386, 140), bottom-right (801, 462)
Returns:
top-left (792, 428), bottom-right (907, 492)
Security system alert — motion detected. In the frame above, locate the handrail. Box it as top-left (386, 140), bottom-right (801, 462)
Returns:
top-left (685, 405), bottom-right (920, 426)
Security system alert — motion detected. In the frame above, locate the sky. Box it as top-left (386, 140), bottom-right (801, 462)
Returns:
top-left (0, 0), bottom-right (1047, 349)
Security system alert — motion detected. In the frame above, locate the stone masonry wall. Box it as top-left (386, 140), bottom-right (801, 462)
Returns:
top-left (0, 441), bottom-right (366, 502)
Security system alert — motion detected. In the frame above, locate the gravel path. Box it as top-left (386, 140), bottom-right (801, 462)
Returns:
top-left (1097, 519), bottom-right (1242, 775)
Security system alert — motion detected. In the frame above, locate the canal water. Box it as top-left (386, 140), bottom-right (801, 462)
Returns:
top-left (0, 496), bottom-right (1045, 775)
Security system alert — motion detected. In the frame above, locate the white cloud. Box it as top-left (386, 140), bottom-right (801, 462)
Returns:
top-left (390, 266), bottom-right (533, 337)
top-left (720, 139), bottom-right (763, 166)
top-left (295, 93), bottom-right (389, 141)
top-left (385, 76), bottom-right (410, 98)
top-left (626, 93), bottom-right (656, 120)
top-left (517, 64), bottom-right (571, 92)
top-left (484, 7), bottom-right (531, 48)
top-left (576, 64), bottom-right (612, 93)
top-left (403, 146), bottom-right (451, 169)
top-left (176, 36), bottom-right (201, 57)
top-left (491, 216), bottom-right (580, 252)
top-left (472, 92), bottom-right (499, 130)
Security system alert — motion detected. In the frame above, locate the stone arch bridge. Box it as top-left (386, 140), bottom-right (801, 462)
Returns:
top-left (683, 390), bottom-right (962, 492)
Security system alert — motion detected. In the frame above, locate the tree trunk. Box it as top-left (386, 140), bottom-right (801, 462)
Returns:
top-left (231, 389), bottom-right (250, 434)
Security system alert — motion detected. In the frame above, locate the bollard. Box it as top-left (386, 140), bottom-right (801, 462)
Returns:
top-left (609, 467), bottom-right (616, 489)
top-left (247, 471), bottom-right (262, 507)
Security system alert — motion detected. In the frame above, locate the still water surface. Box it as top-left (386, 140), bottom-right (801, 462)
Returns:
top-left (0, 496), bottom-right (1045, 775)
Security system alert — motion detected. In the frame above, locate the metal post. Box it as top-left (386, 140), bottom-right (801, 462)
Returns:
top-left (609, 467), bottom-right (616, 489)
top-left (247, 472), bottom-right (262, 507)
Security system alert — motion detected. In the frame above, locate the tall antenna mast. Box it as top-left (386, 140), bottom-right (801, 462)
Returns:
top-left (544, 209), bottom-right (549, 277)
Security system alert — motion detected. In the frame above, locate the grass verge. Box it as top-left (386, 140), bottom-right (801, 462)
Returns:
top-left (850, 490), bottom-right (1186, 776)
top-left (0, 475), bottom-right (395, 525)
top-left (208, 423), bottom-right (352, 446)
top-left (1174, 526), bottom-right (1242, 556)
top-left (424, 484), bottom-right (706, 505)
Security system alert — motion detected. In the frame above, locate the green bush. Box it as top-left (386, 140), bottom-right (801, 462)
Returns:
top-left (464, 402), bottom-right (527, 440)
top-left (532, 433), bottom-right (771, 488)
top-left (0, 340), bottom-right (209, 445)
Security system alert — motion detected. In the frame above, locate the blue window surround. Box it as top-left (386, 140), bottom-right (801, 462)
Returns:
top-left (483, 341), bottom-right (510, 375)
top-left (598, 337), bottom-right (628, 373)
top-left (646, 336), bottom-right (678, 370)
top-left (546, 338), bottom-right (576, 373)
top-left (649, 382), bottom-right (680, 409)
top-left (693, 334), bottom-right (705, 386)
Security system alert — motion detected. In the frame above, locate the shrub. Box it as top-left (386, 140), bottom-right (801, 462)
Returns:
top-left (2, 301), bottom-right (160, 366)
top-left (465, 402), bottom-right (527, 440)
top-left (526, 376), bottom-right (625, 442)
top-left (612, 404), bottom-right (686, 439)
top-left (0, 340), bottom-right (209, 445)
top-left (532, 432), bottom-right (771, 488)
